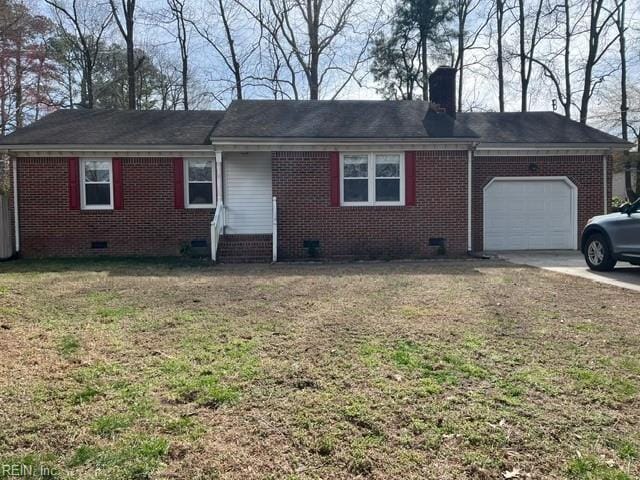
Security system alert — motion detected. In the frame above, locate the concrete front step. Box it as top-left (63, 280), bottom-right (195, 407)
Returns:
top-left (217, 234), bottom-right (273, 263)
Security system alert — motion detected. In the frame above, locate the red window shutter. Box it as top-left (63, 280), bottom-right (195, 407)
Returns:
top-left (329, 152), bottom-right (340, 207)
top-left (405, 151), bottom-right (416, 206)
top-left (112, 158), bottom-right (124, 209)
top-left (173, 157), bottom-right (184, 209)
top-left (68, 157), bottom-right (80, 210)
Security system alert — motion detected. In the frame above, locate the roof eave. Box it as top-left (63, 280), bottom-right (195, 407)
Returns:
top-left (475, 142), bottom-right (633, 151)
top-left (211, 136), bottom-right (479, 144)
top-left (1, 144), bottom-right (214, 154)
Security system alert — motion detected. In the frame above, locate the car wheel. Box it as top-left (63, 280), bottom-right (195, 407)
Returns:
top-left (584, 233), bottom-right (617, 271)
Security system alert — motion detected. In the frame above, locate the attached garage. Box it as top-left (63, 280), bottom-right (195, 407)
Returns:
top-left (483, 177), bottom-right (578, 250)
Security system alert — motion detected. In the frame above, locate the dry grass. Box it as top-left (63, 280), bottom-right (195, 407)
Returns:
top-left (0, 258), bottom-right (639, 479)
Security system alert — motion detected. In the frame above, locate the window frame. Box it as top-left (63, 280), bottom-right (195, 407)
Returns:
top-left (184, 158), bottom-right (216, 209)
top-left (80, 158), bottom-right (114, 210)
top-left (340, 152), bottom-right (405, 207)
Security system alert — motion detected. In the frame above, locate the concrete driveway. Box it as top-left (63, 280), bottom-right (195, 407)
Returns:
top-left (496, 250), bottom-right (640, 292)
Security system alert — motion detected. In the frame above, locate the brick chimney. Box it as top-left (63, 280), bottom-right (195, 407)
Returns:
top-left (429, 66), bottom-right (456, 116)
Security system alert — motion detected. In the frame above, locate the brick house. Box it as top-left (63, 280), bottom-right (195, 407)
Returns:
top-left (0, 67), bottom-right (631, 261)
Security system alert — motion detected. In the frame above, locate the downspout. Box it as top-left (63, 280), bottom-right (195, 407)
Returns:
top-left (467, 145), bottom-right (475, 253)
top-left (12, 156), bottom-right (19, 254)
top-left (602, 154), bottom-right (608, 214)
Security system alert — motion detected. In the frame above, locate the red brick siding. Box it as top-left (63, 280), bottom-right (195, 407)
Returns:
top-left (11, 152), bottom-right (612, 259)
top-left (272, 150), bottom-right (469, 259)
top-left (16, 157), bottom-right (212, 257)
top-left (471, 155), bottom-right (611, 251)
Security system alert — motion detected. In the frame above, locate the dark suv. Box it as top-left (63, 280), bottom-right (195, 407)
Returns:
top-left (581, 199), bottom-right (640, 271)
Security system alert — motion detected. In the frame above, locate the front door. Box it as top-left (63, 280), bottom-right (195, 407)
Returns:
top-left (223, 152), bottom-right (273, 234)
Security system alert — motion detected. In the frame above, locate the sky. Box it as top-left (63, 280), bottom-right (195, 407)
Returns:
top-left (32, 0), bottom-right (640, 135)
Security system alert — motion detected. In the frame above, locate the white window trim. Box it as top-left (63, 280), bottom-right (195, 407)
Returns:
top-left (340, 152), bottom-right (405, 206)
top-left (184, 158), bottom-right (216, 209)
top-left (80, 158), bottom-right (114, 210)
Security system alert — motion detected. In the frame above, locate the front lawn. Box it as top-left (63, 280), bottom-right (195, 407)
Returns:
top-left (0, 259), bottom-right (638, 479)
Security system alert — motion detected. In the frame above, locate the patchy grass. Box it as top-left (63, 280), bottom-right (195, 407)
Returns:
top-left (0, 258), bottom-right (639, 479)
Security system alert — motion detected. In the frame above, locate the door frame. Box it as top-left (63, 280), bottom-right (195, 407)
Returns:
top-left (483, 176), bottom-right (579, 250)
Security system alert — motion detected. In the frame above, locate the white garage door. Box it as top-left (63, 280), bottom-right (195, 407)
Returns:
top-left (484, 178), bottom-right (577, 250)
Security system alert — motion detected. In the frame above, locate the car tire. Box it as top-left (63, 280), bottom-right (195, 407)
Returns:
top-left (584, 233), bottom-right (617, 271)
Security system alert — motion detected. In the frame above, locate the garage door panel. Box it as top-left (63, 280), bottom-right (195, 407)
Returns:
top-left (484, 179), bottom-right (576, 251)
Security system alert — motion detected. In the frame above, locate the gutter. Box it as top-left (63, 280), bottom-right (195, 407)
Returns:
top-left (475, 142), bottom-right (632, 152)
top-left (12, 156), bottom-right (19, 255)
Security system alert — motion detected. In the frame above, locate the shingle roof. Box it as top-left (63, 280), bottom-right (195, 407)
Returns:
top-left (456, 112), bottom-right (628, 145)
top-left (0, 103), bottom-right (630, 147)
top-left (0, 109), bottom-right (225, 145)
top-left (211, 100), bottom-right (478, 139)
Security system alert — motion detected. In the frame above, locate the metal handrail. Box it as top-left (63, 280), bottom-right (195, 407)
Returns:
top-left (211, 200), bottom-right (225, 262)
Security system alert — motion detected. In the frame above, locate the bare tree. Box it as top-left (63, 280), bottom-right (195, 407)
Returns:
top-left (516, 0), bottom-right (545, 111)
top-left (452, 0), bottom-right (493, 111)
top-left (251, 23), bottom-right (301, 99)
top-left (522, 0), bottom-right (589, 118)
top-left (495, 0), bottom-right (505, 111)
top-left (579, 0), bottom-right (620, 123)
top-left (613, 0), bottom-right (627, 139)
top-left (240, 0), bottom-right (377, 100)
top-left (109, 0), bottom-right (137, 109)
top-left (189, 0), bottom-right (248, 100)
top-left (44, 0), bottom-right (112, 108)
top-left (166, 0), bottom-right (189, 109)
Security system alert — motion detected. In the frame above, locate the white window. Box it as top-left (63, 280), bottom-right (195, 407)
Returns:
top-left (341, 153), bottom-right (404, 206)
top-left (185, 158), bottom-right (215, 208)
top-left (81, 159), bottom-right (113, 210)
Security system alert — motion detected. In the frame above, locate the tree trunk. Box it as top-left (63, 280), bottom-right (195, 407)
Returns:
top-left (624, 160), bottom-right (638, 202)
top-left (618, 0), bottom-right (627, 140)
top-left (85, 54), bottom-right (94, 108)
top-left (67, 65), bottom-right (74, 108)
top-left (1, 59), bottom-right (7, 134)
top-left (182, 61), bottom-right (189, 108)
top-left (309, 59), bottom-right (319, 100)
top-left (126, 36), bottom-right (135, 109)
top-left (178, 5), bottom-right (189, 109)
top-left (14, 39), bottom-right (23, 127)
top-left (563, 0), bottom-right (571, 118)
top-left (219, 0), bottom-right (242, 100)
top-left (421, 33), bottom-right (428, 101)
top-left (308, 0), bottom-right (320, 100)
top-left (580, 60), bottom-right (593, 124)
top-left (579, 0), bottom-right (603, 124)
top-left (457, 17), bottom-right (464, 112)
top-left (496, 0), bottom-right (504, 112)
top-left (518, 0), bottom-right (527, 112)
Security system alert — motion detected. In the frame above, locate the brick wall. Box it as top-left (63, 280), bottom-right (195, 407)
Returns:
top-left (15, 157), bottom-right (212, 257)
top-left (471, 155), bottom-right (611, 251)
top-left (12, 152), bottom-right (612, 259)
top-left (272, 150), bottom-right (469, 259)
